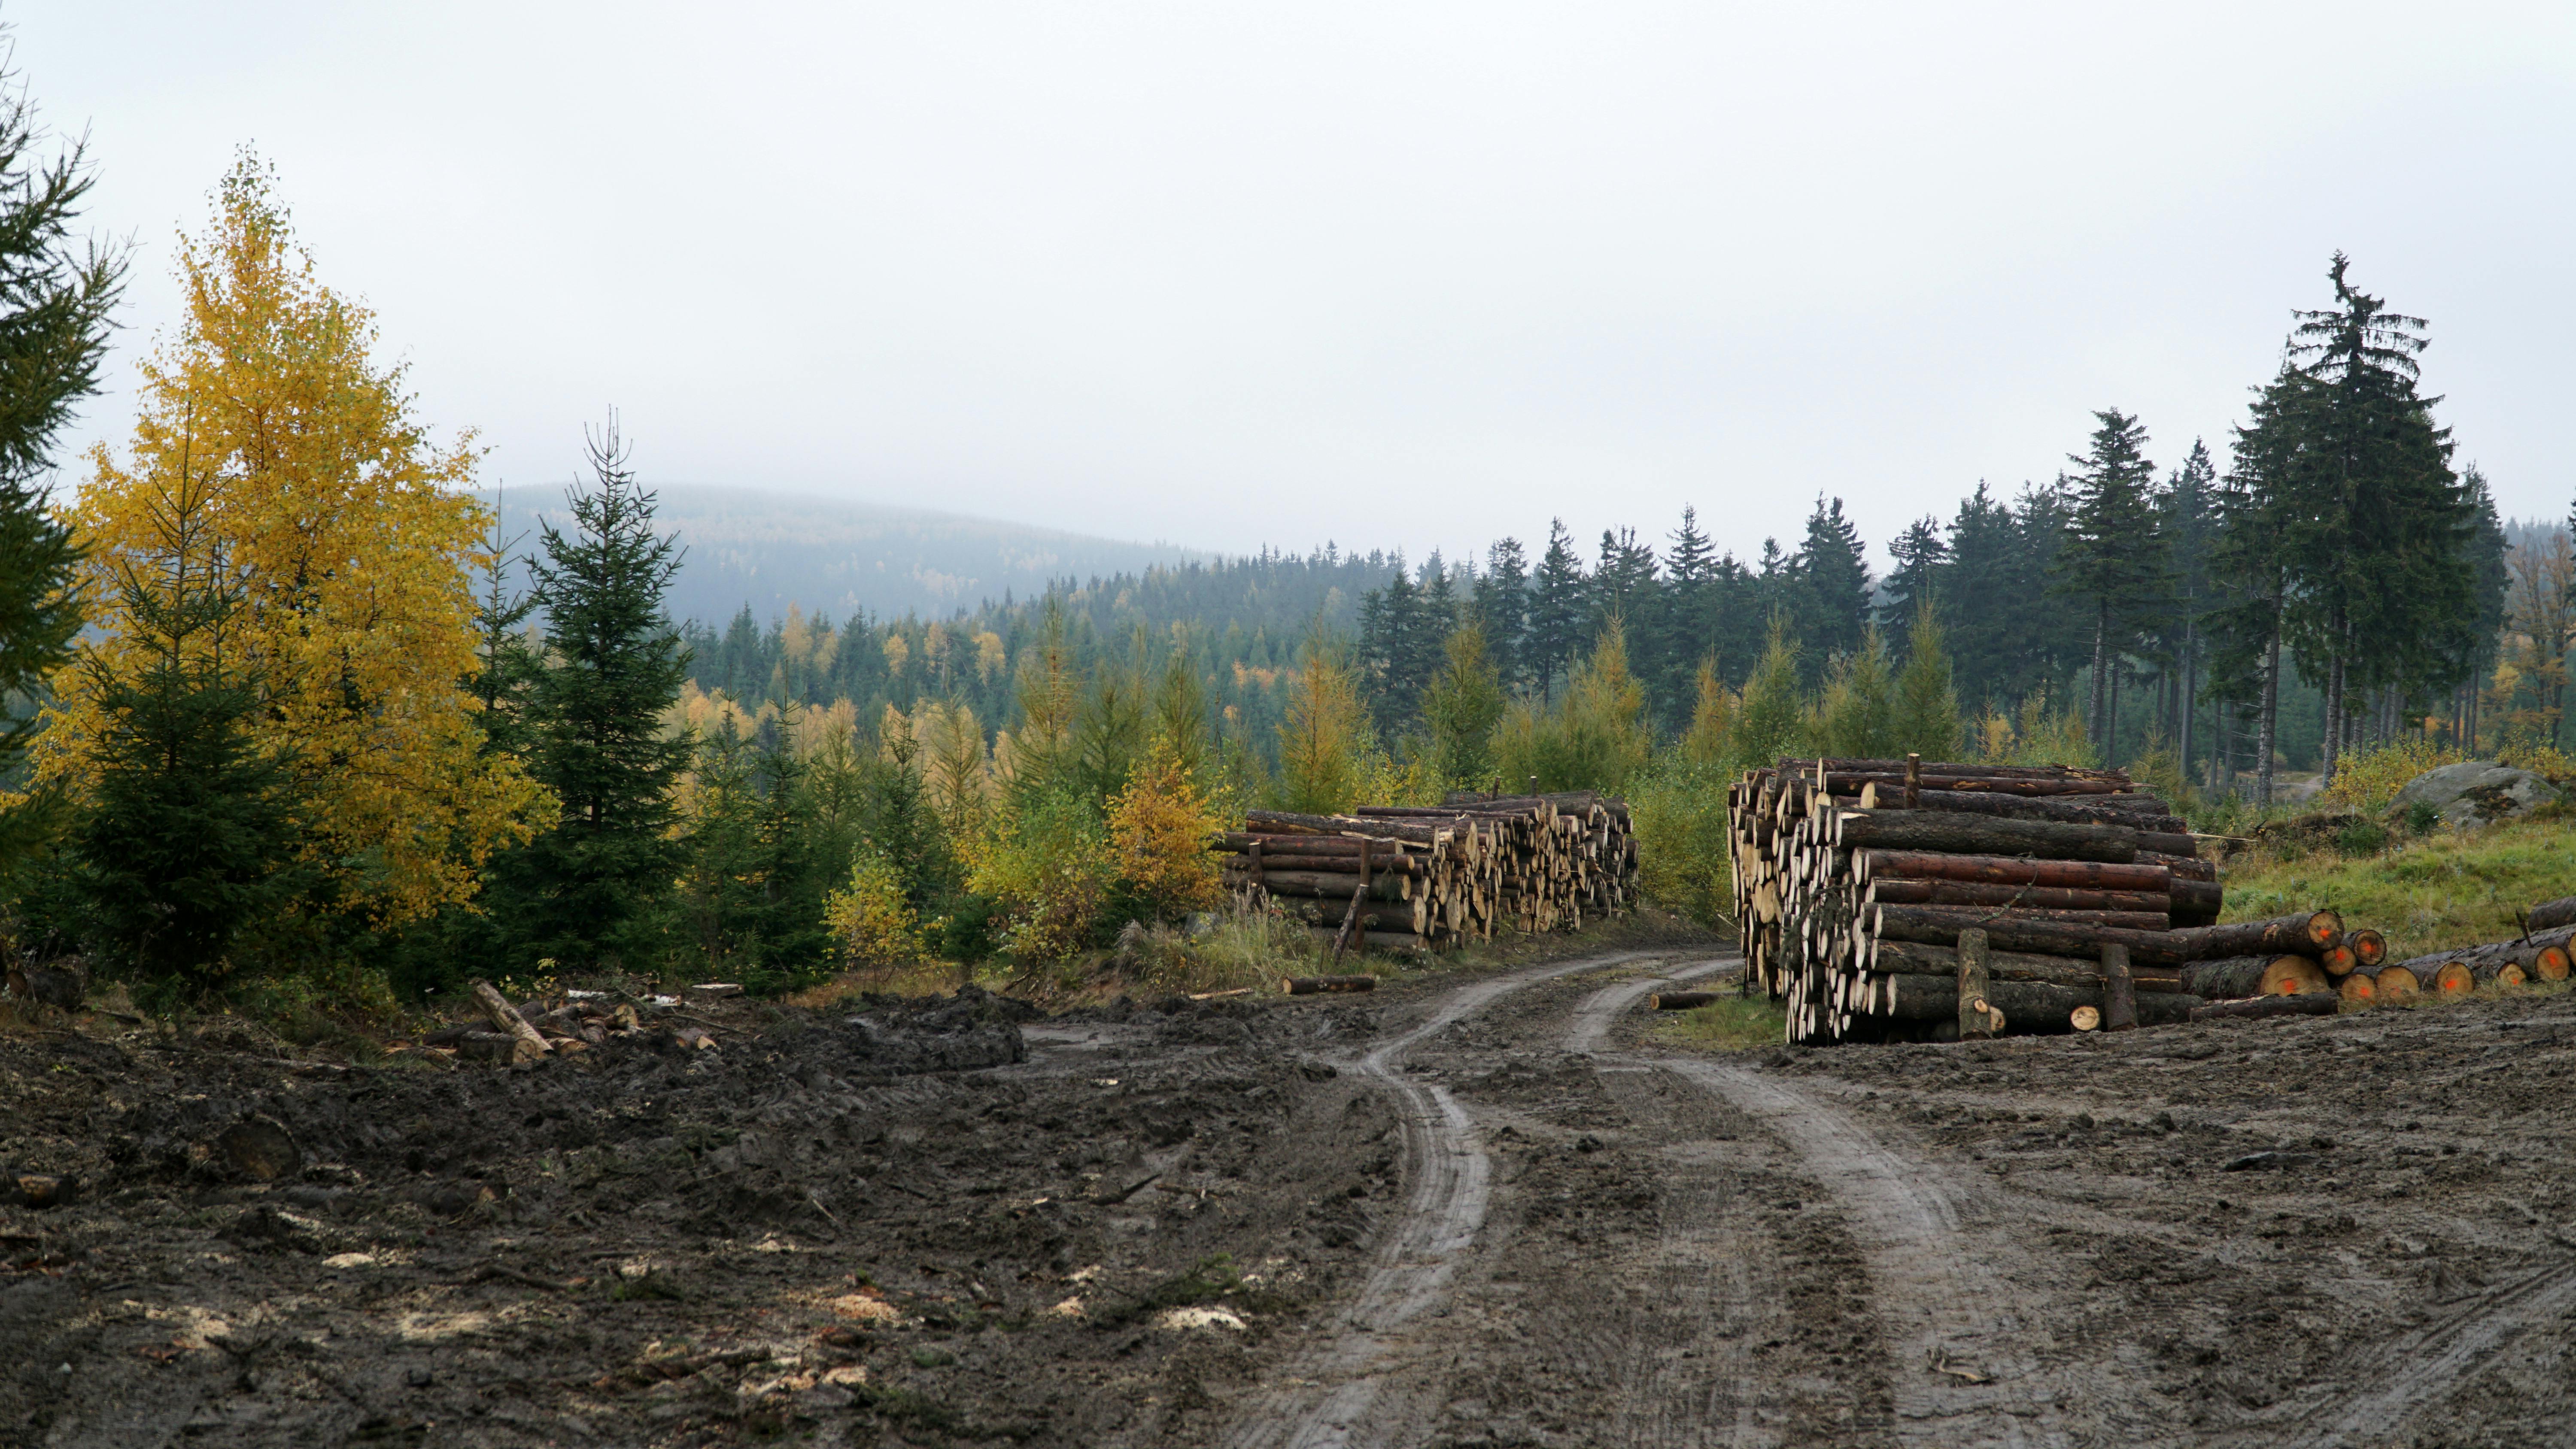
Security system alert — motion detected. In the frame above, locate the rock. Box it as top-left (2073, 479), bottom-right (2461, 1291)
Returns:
top-left (2391, 761), bottom-right (2561, 829)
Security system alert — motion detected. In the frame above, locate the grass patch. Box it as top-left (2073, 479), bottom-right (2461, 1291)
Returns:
top-left (2221, 814), bottom-right (2576, 958)
top-left (1648, 993), bottom-right (1786, 1052)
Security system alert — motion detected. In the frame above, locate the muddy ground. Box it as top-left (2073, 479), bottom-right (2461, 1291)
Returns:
top-left (5, 943), bottom-right (2575, 1449)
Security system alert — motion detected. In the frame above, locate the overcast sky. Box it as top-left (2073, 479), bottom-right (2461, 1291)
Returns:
top-left (20, 2), bottom-right (2576, 570)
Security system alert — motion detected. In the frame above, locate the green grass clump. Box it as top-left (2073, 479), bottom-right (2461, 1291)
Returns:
top-left (1649, 994), bottom-right (1786, 1051)
top-left (2221, 815), bottom-right (2576, 959)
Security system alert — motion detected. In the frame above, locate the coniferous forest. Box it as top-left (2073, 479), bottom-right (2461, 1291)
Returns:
top-left (0, 119), bottom-right (2566, 1021)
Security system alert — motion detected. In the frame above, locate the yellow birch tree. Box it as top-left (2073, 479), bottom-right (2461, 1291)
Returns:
top-left (41, 155), bottom-right (546, 925)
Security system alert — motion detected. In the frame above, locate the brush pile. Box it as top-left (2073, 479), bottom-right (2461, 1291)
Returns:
top-left (1218, 791), bottom-right (1638, 952)
top-left (1729, 755), bottom-right (2381, 1043)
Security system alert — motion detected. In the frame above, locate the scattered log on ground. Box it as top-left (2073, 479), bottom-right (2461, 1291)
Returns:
top-left (1649, 991), bottom-right (1722, 1011)
top-left (1282, 976), bottom-right (1378, 995)
top-left (2190, 994), bottom-right (2339, 1022)
top-left (471, 980), bottom-right (552, 1063)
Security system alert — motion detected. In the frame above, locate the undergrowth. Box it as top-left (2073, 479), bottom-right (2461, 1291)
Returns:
top-left (2220, 814), bottom-right (2576, 959)
top-left (1649, 993), bottom-right (1785, 1051)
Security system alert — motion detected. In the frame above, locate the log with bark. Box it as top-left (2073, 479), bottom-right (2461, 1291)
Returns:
top-left (2190, 994), bottom-right (2339, 1022)
top-left (1831, 810), bottom-right (2140, 864)
top-left (471, 979), bottom-right (553, 1063)
top-left (1866, 973), bottom-right (2202, 1029)
top-left (1862, 879), bottom-right (2172, 914)
top-left (1866, 905), bottom-right (2185, 959)
top-left (1855, 849), bottom-right (2171, 893)
top-left (1650, 991), bottom-right (1723, 1011)
top-left (2181, 955), bottom-right (2330, 998)
top-left (1282, 975), bottom-right (1379, 994)
top-left (1865, 938), bottom-right (2185, 992)
top-left (2529, 895), bottom-right (2576, 934)
top-left (2169, 911), bottom-right (2344, 961)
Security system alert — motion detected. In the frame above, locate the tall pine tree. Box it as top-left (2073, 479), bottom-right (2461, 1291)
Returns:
top-left (2274, 254), bottom-right (2471, 780)
top-left (1788, 496), bottom-right (1871, 681)
top-left (510, 417), bottom-right (693, 969)
top-left (2052, 410), bottom-right (2170, 764)
top-left (1527, 520), bottom-right (1588, 697)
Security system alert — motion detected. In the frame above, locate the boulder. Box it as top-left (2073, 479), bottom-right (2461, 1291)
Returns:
top-left (2390, 761), bottom-right (2561, 829)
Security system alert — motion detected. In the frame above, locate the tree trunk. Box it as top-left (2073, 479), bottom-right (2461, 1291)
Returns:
top-left (2088, 604), bottom-right (2108, 760)
top-left (2179, 624), bottom-right (2197, 784)
top-left (2322, 609), bottom-right (2345, 786)
top-left (2258, 591), bottom-right (2281, 806)
top-left (2106, 654), bottom-right (2121, 770)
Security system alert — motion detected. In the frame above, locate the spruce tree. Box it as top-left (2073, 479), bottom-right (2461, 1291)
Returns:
top-left (1880, 515), bottom-right (1948, 641)
top-left (1659, 507), bottom-right (1717, 710)
top-left (2273, 255), bottom-right (2472, 779)
top-left (1789, 496), bottom-right (1871, 679)
top-left (513, 417), bottom-right (693, 968)
top-left (2051, 409), bottom-right (2170, 764)
top-left (74, 544), bottom-right (304, 991)
top-left (1472, 537), bottom-right (1531, 690)
top-left (0, 77), bottom-right (123, 864)
top-left (1527, 519), bottom-right (1588, 697)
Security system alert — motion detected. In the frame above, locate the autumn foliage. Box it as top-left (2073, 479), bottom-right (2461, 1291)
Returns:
top-left (43, 157), bottom-right (546, 926)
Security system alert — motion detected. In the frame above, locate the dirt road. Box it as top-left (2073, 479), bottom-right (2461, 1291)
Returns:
top-left (6, 949), bottom-right (2576, 1446)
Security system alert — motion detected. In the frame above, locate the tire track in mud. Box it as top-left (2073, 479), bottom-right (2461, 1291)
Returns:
top-left (1224, 951), bottom-right (1671, 1449)
top-left (2236, 1256), bottom-right (2576, 1448)
top-left (1561, 957), bottom-right (1777, 1449)
top-left (1650, 1059), bottom-right (2073, 1449)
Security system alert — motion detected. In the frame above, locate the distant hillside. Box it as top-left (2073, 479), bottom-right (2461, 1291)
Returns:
top-left (482, 484), bottom-right (1205, 626)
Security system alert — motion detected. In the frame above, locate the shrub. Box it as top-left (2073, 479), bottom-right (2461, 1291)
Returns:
top-left (2318, 737), bottom-right (2461, 814)
top-left (823, 849), bottom-right (928, 967)
top-left (1106, 739), bottom-right (1225, 924)
top-left (1628, 758), bottom-right (1734, 930)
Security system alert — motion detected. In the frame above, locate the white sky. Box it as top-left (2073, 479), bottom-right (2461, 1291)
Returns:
top-left (22, 2), bottom-right (2576, 569)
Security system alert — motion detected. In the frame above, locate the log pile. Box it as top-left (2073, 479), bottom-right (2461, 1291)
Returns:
top-left (1729, 755), bottom-right (2276, 1042)
top-left (1218, 791), bottom-right (1640, 953)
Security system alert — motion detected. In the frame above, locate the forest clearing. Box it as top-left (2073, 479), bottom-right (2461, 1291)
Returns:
top-left (9, 11), bottom-right (2576, 1448)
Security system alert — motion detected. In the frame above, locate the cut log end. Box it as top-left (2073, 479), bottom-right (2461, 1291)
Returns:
top-left (2070, 1005), bottom-right (2101, 1032)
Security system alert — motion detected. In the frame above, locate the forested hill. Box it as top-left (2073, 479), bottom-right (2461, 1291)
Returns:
top-left (480, 484), bottom-right (1203, 626)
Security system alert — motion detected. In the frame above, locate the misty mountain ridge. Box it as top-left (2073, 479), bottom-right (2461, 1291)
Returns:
top-left (481, 483), bottom-right (1204, 627)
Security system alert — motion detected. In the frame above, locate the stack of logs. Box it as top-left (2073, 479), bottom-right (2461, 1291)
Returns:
top-left (2344, 893), bottom-right (2576, 1003)
top-left (1732, 755), bottom-right (2306, 1043)
top-left (1216, 791), bottom-right (1638, 952)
